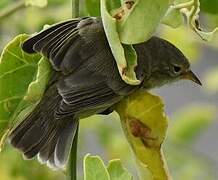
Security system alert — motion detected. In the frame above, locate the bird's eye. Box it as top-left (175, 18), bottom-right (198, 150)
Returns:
top-left (173, 65), bottom-right (182, 74)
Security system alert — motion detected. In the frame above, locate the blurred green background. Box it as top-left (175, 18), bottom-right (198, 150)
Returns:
top-left (0, 0), bottom-right (218, 180)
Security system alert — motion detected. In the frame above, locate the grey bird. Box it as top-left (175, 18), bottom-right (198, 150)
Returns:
top-left (9, 17), bottom-right (201, 169)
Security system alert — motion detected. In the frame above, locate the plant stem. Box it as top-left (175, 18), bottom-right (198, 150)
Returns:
top-left (67, 126), bottom-right (79, 180)
top-left (72, 0), bottom-right (80, 18)
top-left (67, 1), bottom-right (80, 180)
top-left (0, 1), bottom-right (25, 21)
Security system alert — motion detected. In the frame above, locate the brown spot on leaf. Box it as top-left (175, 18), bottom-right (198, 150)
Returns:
top-left (121, 67), bottom-right (128, 75)
top-left (129, 119), bottom-right (152, 138)
top-left (113, 9), bottom-right (125, 20)
top-left (125, 0), bottom-right (135, 10)
top-left (129, 118), bottom-right (157, 148)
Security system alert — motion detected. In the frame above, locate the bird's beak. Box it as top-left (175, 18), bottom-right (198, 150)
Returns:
top-left (182, 70), bottom-right (202, 86)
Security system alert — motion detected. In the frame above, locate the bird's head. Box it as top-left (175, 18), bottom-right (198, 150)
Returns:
top-left (137, 37), bottom-right (202, 89)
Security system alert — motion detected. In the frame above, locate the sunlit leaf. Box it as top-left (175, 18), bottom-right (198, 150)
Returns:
top-left (100, 0), bottom-right (140, 85)
top-left (24, 57), bottom-right (52, 102)
top-left (84, 154), bottom-right (110, 180)
top-left (162, 6), bottom-right (184, 28)
top-left (0, 34), bottom-right (51, 150)
top-left (83, 154), bottom-right (133, 180)
top-left (115, 90), bottom-right (171, 180)
top-left (170, 0), bottom-right (218, 41)
top-left (107, 159), bottom-right (133, 180)
top-left (0, 35), bottom-right (39, 143)
top-left (117, 0), bottom-right (169, 44)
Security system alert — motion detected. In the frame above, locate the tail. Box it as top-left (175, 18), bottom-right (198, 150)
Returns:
top-left (9, 85), bottom-right (78, 170)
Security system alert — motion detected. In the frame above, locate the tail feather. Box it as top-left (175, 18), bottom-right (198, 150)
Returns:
top-left (9, 86), bottom-right (78, 170)
top-left (54, 120), bottom-right (78, 168)
top-left (23, 123), bottom-right (57, 159)
top-left (9, 111), bottom-right (40, 148)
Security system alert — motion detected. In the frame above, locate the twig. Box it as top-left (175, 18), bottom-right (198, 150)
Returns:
top-left (0, 1), bottom-right (25, 21)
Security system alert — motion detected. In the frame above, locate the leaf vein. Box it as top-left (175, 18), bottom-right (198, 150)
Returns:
top-left (0, 64), bottom-right (35, 79)
top-left (0, 96), bottom-right (24, 104)
top-left (5, 49), bottom-right (28, 64)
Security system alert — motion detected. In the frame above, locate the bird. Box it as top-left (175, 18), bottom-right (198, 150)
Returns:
top-left (8, 17), bottom-right (202, 170)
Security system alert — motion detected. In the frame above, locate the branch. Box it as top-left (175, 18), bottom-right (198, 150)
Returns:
top-left (0, 1), bottom-right (25, 21)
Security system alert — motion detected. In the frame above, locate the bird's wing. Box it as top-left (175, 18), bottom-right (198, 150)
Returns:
top-left (22, 17), bottom-right (138, 116)
top-left (22, 17), bottom-right (93, 73)
top-left (22, 17), bottom-right (137, 94)
top-left (55, 68), bottom-right (123, 118)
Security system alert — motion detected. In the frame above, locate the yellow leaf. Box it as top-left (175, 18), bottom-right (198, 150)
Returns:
top-left (115, 90), bottom-right (171, 180)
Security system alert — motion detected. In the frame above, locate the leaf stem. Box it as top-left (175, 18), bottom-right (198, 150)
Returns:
top-left (0, 1), bottom-right (25, 21)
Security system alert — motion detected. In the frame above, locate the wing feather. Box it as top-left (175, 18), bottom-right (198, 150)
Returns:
top-left (22, 18), bottom-right (85, 53)
top-left (55, 69), bottom-right (122, 118)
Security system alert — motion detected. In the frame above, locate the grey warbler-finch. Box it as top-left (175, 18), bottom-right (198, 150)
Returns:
top-left (9, 17), bottom-right (201, 169)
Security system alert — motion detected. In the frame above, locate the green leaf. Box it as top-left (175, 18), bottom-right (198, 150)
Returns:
top-left (100, 0), bottom-right (140, 85)
top-left (117, 0), bottom-right (169, 44)
top-left (83, 155), bottom-right (133, 180)
top-left (25, 0), bottom-right (48, 8)
top-left (0, 34), bottom-right (39, 139)
top-left (107, 159), bottom-right (132, 180)
top-left (115, 90), bottom-right (170, 180)
top-left (162, 6), bottom-right (184, 28)
top-left (84, 154), bottom-right (110, 180)
top-left (169, 0), bottom-right (218, 41)
top-left (0, 34), bottom-right (52, 149)
top-left (160, 26), bottom-right (200, 61)
top-left (24, 57), bottom-right (52, 102)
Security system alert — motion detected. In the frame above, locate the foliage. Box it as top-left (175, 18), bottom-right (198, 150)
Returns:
top-left (0, 34), bottom-right (52, 149)
top-left (84, 155), bottom-right (132, 180)
top-left (100, 0), bottom-right (139, 85)
top-left (116, 91), bottom-right (170, 180)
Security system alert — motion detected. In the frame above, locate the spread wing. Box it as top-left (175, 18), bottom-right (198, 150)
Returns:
top-left (22, 17), bottom-right (139, 116)
top-left (22, 17), bottom-right (92, 73)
